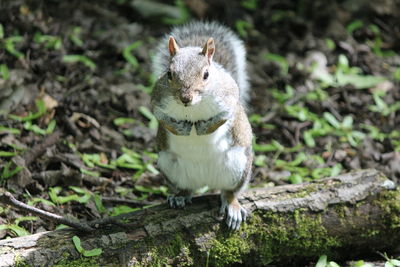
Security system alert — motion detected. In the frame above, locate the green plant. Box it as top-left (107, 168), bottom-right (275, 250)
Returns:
top-left (122, 40), bottom-right (143, 70)
top-left (235, 20), bottom-right (252, 38)
top-left (49, 186), bottom-right (91, 205)
top-left (161, 0), bottom-right (190, 25)
top-left (264, 53), bottom-right (289, 76)
top-left (369, 91), bottom-right (400, 116)
top-left (0, 64), bottom-right (9, 80)
top-left (315, 255), bottom-right (340, 267)
top-left (240, 0), bottom-right (257, 10)
top-left (33, 32), bottom-right (62, 49)
top-left (1, 161), bottom-right (23, 181)
top-left (9, 99), bottom-right (47, 122)
top-left (63, 54), bottom-right (96, 71)
top-left (3, 36), bottom-right (24, 58)
top-left (312, 54), bottom-right (386, 89)
top-left (323, 112), bottom-right (365, 147)
top-left (72, 235), bottom-right (102, 257)
top-left (381, 252), bottom-right (400, 267)
top-left (0, 216), bottom-right (37, 237)
top-left (139, 106), bottom-right (158, 129)
top-left (69, 26), bottom-right (83, 47)
top-left (23, 119), bottom-right (56, 135)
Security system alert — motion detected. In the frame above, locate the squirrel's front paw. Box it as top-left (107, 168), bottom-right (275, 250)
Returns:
top-left (220, 199), bottom-right (247, 230)
top-left (167, 195), bottom-right (192, 208)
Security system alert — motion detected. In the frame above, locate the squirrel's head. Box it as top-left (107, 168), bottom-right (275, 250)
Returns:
top-left (166, 36), bottom-right (215, 107)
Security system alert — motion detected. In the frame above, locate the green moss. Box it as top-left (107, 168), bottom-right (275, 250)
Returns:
top-left (14, 254), bottom-right (31, 267)
top-left (140, 233), bottom-right (194, 267)
top-left (207, 210), bottom-right (340, 266)
top-left (54, 257), bottom-right (99, 267)
top-left (210, 229), bottom-right (251, 266)
top-left (376, 188), bottom-right (400, 228)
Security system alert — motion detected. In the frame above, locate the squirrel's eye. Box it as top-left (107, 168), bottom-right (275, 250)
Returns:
top-left (203, 70), bottom-right (209, 80)
top-left (167, 71), bottom-right (172, 81)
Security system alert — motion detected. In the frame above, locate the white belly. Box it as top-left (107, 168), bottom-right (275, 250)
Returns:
top-left (157, 123), bottom-right (248, 191)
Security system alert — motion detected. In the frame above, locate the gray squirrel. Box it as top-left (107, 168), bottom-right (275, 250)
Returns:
top-left (151, 21), bottom-right (253, 230)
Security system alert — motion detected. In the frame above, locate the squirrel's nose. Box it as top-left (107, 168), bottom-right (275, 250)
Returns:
top-left (180, 95), bottom-right (192, 105)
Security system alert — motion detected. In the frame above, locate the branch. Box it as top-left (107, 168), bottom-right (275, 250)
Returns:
top-left (0, 169), bottom-right (399, 267)
top-left (0, 191), bottom-right (94, 233)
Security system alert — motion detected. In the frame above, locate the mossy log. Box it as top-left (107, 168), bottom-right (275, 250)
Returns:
top-left (0, 169), bottom-right (399, 267)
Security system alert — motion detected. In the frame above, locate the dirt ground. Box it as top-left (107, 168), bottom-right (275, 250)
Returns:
top-left (0, 0), bottom-right (399, 265)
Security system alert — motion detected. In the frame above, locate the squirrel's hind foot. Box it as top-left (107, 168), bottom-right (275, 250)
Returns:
top-left (220, 192), bottom-right (247, 230)
top-left (167, 195), bottom-right (192, 208)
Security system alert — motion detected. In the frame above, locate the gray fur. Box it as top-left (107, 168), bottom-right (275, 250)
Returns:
top-left (152, 21), bottom-right (249, 104)
top-left (154, 109), bottom-right (193, 136)
top-left (194, 111), bottom-right (230, 135)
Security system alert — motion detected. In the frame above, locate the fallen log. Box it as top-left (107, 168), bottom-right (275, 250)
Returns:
top-left (0, 169), bottom-right (399, 266)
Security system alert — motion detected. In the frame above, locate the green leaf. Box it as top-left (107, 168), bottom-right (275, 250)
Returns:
top-left (1, 162), bottom-right (23, 180)
top-left (342, 116), bottom-right (353, 129)
top-left (110, 205), bottom-right (140, 216)
top-left (69, 27), bottom-right (83, 47)
top-left (80, 168), bottom-right (100, 177)
top-left (264, 53), bottom-right (289, 76)
top-left (4, 36), bottom-right (24, 58)
top-left (328, 261), bottom-right (340, 267)
top-left (93, 194), bottom-right (106, 213)
top-left (330, 164), bottom-right (342, 177)
top-left (9, 99), bottom-right (46, 122)
top-left (289, 174), bottom-right (303, 184)
top-left (83, 248), bottom-right (103, 257)
top-left (254, 154), bottom-right (267, 167)
top-left (122, 41), bottom-right (143, 69)
top-left (113, 117), bottom-right (136, 126)
top-left (0, 126), bottom-right (20, 134)
top-left (49, 186), bottom-right (62, 203)
top-left (7, 224), bottom-right (30, 236)
top-left (33, 32), bottom-right (62, 50)
top-left (235, 20), bottom-right (252, 38)
top-left (28, 197), bottom-right (56, 207)
top-left (161, 0), bottom-right (190, 25)
top-left (139, 106), bottom-right (158, 129)
top-left (0, 23), bottom-right (4, 39)
top-left (339, 74), bottom-right (386, 89)
top-left (63, 55), bottom-right (96, 71)
top-left (303, 130), bottom-right (316, 147)
top-left (0, 64), bottom-right (9, 80)
top-left (253, 140), bottom-right (284, 152)
top-left (323, 113), bottom-right (340, 129)
top-left (72, 235), bottom-right (84, 253)
top-left (46, 120), bottom-right (57, 134)
top-left (15, 216), bottom-right (38, 225)
top-left (390, 259), bottom-right (400, 266)
top-left (0, 151), bottom-right (18, 157)
top-left (325, 38), bottom-right (335, 50)
top-left (346, 20), bottom-right (363, 35)
top-left (316, 255), bottom-right (327, 267)
top-left (240, 0), bottom-right (258, 10)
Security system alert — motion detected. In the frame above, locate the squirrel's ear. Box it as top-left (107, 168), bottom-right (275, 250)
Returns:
top-left (168, 36), bottom-right (180, 56)
top-left (201, 37), bottom-right (215, 63)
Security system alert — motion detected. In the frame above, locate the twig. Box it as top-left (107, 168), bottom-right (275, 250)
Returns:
top-left (23, 130), bottom-right (62, 166)
top-left (0, 191), bottom-right (94, 233)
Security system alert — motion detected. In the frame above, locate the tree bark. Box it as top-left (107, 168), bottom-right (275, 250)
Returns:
top-left (0, 169), bottom-right (399, 267)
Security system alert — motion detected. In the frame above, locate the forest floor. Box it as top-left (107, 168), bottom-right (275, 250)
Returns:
top-left (0, 0), bottom-right (399, 266)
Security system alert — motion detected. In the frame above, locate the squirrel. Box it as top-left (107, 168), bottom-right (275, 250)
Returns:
top-left (151, 21), bottom-right (253, 230)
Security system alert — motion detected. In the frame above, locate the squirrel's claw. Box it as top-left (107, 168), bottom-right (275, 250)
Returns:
top-left (167, 195), bottom-right (192, 208)
top-left (220, 201), bottom-right (247, 230)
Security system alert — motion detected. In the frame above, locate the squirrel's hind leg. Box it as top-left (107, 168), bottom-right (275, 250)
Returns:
top-left (220, 190), bottom-right (247, 230)
top-left (167, 189), bottom-right (193, 208)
